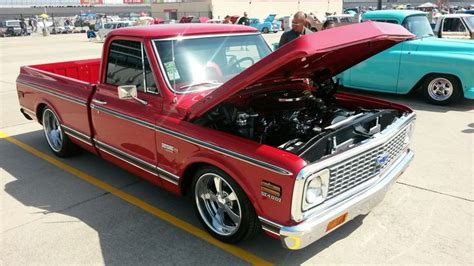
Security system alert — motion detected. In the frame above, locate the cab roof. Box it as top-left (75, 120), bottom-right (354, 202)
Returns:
top-left (108, 24), bottom-right (259, 39)
top-left (363, 10), bottom-right (426, 23)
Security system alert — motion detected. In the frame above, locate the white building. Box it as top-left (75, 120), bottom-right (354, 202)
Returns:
top-left (151, 0), bottom-right (343, 21)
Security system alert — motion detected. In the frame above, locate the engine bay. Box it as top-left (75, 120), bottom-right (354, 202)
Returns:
top-left (193, 79), bottom-right (403, 162)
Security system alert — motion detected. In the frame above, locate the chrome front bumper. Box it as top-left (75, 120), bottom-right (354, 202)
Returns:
top-left (279, 149), bottom-right (414, 250)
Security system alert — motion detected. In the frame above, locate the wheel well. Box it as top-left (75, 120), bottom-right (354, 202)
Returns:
top-left (36, 103), bottom-right (47, 124)
top-left (180, 162), bottom-right (211, 196)
top-left (411, 73), bottom-right (463, 94)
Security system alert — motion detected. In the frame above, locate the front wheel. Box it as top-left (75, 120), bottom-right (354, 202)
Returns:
top-left (262, 27), bottom-right (269, 34)
top-left (42, 107), bottom-right (77, 157)
top-left (192, 166), bottom-right (260, 243)
top-left (422, 74), bottom-right (462, 105)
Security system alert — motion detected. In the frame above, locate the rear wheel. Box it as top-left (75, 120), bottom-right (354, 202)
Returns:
top-left (192, 166), bottom-right (260, 243)
top-left (42, 107), bottom-right (77, 157)
top-left (422, 74), bottom-right (462, 105)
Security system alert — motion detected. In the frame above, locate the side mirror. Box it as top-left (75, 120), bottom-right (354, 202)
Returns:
top-left (118, 85), bottom-right (137, 99)
top-left (117, 85), bottom-right (147, 105)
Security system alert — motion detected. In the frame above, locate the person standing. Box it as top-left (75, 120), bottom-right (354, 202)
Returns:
top-left (223, 15), bottom-right (231, 24)
top-left (322, 19), bottom-right (336, 30)
top-left (278, 11), bottom-right (312, 48)
top-left (19, 18), bottom-right (27, 36)
top-left (237, 12), bottom-right (250, 26)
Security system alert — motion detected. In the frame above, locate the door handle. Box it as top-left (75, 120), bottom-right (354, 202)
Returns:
top-left (92, 99), bottom-right (107, 105)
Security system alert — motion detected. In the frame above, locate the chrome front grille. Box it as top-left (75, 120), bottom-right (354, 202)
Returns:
top-left (327, 127), bottom-right (408, 199)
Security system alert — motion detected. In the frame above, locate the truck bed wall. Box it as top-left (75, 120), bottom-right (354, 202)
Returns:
top-left (29, 59), bottom-right (101, 85)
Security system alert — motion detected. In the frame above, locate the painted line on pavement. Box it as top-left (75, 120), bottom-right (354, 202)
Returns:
top-left (0, 131), bottom-right (273, 266)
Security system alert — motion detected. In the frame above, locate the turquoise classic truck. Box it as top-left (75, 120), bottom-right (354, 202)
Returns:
top-left (338, 10), bottom-right (474, 105)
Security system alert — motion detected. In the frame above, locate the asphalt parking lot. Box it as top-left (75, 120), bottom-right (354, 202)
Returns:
top-left (1, 33), bottom-right (473, 265)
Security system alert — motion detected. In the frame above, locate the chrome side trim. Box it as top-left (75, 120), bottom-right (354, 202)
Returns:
top-left (94, 139), bottom-right (180, 185)
top-left (62, 125), bottom-right (93, 146)
top-left (91, 104), bottom-right (292, 176)
top-left (17, 81), bottom-right (88, 106)
top-left (291, 112), bottom-right (416, 222)
top-left (259, 216), bottom-right (283, 236)
top-left (21, 106), bottom-right (36, 118)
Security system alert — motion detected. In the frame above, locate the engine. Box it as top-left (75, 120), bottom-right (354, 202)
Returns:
top-left (193, 80), bottom-right (400, 162)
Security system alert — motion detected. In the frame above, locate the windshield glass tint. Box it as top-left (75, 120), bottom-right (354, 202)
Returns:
top-left (402, 15), bottom-right (434, 37)
top-left (154, 34), bottom-right (271, 93)
top-left (466, 17), bottom-right (474, 28)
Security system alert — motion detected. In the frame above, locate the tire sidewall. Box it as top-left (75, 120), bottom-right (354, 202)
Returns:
top-left (422, 74), bottom-right (462, 106)
top-left (192, 166), bottom-right (259, 243)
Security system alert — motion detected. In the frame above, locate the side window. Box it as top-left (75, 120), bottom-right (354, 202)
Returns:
top-left (443, 18), bottom-right (466, 32)
top-left (374, 19), bottom-right (399, 24)
top-left (106, 40), bottom-right (145, 91)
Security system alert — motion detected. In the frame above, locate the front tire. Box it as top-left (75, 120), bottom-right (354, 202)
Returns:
top-left (42, 107), bottom-right (77, 157)
top-left (262, 27), bottom-right (269, 34)
top-left (192, 166), bottom-right (260, 243)
top-left (422, 74), bottom-right (462, 105)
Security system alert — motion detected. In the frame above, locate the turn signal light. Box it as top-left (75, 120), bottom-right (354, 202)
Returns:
top-left (326, 212), bottom-right (348, 232)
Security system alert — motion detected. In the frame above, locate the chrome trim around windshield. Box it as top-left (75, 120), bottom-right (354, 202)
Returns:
top-left (91, 104), bottom-right (292, 176)
top-left (151, 32), bottom-right (265, 95)
top-left (157, 32), bottom-right (260, 41)
top-left (290, 112), bottom-right (416, 222)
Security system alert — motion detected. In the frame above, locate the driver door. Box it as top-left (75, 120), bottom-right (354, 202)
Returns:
top-left (91, 39), bottom-right (163, 184)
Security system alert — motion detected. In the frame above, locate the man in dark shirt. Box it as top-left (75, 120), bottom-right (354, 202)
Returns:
top-left (237, 12), bottom-right (250, 26)
top-left (278, 11), bottom-right (312, 48)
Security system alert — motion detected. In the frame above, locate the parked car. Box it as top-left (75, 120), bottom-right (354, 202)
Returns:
top-left (16, 23), bottom-right (415, 250)
top-left (433, 14), bottom-right (474, 39)
top-left (338, 10), bottom-right (474, 105)
top-left (326, 14), bottom-right (357, 24)
top-left (249, 14), bottom-right (281, 33)
top-left (98, 21), bottom-right (134, 40)
top-left (0, 20), bottom-right (22, 37)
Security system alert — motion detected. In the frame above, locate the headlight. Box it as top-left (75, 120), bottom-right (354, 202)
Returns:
top-left (303, 169), bottom-right (330, 210)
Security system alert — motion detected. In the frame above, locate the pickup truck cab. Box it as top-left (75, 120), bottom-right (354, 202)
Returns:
top-left (433, 14), bottom-right (474, 39)
top-left (17, 23), bottom-right (415, 249)
top-left (338, 10), bottom-right (474, 105)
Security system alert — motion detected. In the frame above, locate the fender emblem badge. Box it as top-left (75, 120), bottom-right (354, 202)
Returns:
top-left (161, 143), bottom-right (178, 153)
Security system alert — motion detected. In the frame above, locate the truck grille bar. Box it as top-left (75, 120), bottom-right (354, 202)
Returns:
top-left (327, 127), bottom-right (408, 199)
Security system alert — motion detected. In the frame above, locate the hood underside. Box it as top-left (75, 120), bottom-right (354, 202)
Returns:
top-left (188, 21), bottom-right (414, 120)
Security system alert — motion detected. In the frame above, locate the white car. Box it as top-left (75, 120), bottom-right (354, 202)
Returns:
top-left (98, 21), bottom-right (134, 40)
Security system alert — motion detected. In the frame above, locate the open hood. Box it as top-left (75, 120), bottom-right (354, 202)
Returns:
top-left (188, 21), bottom-right (414, 120)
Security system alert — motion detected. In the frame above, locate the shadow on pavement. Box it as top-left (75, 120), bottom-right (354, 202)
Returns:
top-left (340, 87), bottom-right (474, 113)
top-left (2, 129), bottom-right (368, 264)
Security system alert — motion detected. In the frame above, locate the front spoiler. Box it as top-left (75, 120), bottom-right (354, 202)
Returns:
top-left (279, 149), bottom-right (414, 250)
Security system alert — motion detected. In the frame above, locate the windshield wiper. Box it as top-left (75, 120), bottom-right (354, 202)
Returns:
top-left (178, 81), bottom-right (222, 90)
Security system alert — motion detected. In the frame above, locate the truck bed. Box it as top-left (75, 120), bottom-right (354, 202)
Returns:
top-left (16, 59), bottom-right (101, 153)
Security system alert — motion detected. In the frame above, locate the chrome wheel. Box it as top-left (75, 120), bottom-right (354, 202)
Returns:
top-left (195, 173), bottom-right (242, 236)
top-left (43, 109), bottom-right (63, 152)
top-left (427, 77), bottom-right (453, 102)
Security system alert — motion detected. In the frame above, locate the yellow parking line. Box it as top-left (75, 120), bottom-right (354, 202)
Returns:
top-left (0, 131), bottom-right (273, 266)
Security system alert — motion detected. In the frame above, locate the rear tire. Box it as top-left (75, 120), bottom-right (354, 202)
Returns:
top-left (422, 74), bottom-right (462, 106)
top-left (192, 166), bottom-right (260, 243)
top-left (42, 107), bottom-right (77, 157)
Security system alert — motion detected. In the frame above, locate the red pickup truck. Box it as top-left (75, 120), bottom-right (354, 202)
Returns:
top-left (16, 23), bottom-right (416, 249)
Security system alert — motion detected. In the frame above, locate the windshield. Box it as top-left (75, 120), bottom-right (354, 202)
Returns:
top-left (104, 23), bottom-right (116, 29)
top-left (6, 21), bottom-right (20, 27)
top-left (402, 15), bottom-right (434, 38)
top-left (154, 34), bottom-right (271, 93)
top-left (466, 17), bottom-right (474, 29)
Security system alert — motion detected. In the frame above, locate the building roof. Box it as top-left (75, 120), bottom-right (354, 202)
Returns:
top-left (363, 10), bottom-right (427, 23)
top-left (109, 23), bottom-right (258, 39)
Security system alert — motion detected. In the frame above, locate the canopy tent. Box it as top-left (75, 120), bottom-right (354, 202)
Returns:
top-left (417, 2), bottom-right (438, 8)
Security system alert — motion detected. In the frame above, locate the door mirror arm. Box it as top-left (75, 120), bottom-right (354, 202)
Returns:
top-left (118, 85), bottom-right (148, 105)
